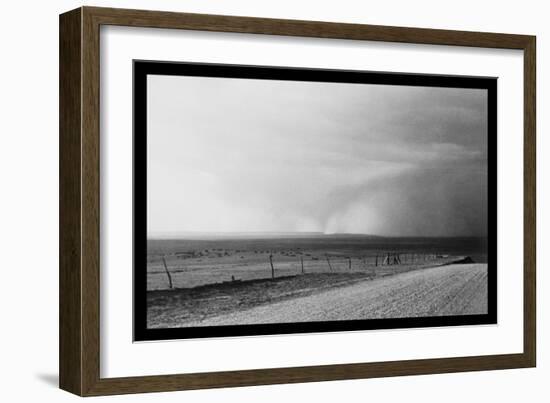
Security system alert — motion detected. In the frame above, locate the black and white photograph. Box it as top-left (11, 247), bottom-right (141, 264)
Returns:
top-left (50, 3), bottom-right (539, 398)
top-left (133, 61), bottom-right (496, 340)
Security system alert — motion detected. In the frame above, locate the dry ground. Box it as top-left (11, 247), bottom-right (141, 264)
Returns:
top-left (147, 272), bottom-right (374, 328)
top-left (148, 263), bottom-right (487, 328)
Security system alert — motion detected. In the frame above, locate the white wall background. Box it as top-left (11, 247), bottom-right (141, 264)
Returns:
top-left (0, 0), bottom-right (546, 401)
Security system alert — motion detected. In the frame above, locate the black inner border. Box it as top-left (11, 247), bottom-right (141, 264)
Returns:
top-left (133, 60), bottom-right (497, 342)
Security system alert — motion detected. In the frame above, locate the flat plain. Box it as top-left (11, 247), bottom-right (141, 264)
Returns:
top-left (146, 235), bottom-right (488, 328)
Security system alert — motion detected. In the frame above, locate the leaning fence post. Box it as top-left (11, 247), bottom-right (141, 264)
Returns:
top-left (161, 257), bottom-right (173, 289)
top-left (269, 253), bottom-right (275, 279)
top-left (300, 255), bottom-right (304, 274)
top-left (325, 254), bottom-right (333, 271)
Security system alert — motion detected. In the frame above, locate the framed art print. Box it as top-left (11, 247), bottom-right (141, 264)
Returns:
top-left (133, 61), bottom-right (497, 341)
top-left (59, 6), bottom-right (536, 396)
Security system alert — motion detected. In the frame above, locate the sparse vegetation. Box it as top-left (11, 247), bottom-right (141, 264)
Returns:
top-left (146, 236), bottom-right (487, 328)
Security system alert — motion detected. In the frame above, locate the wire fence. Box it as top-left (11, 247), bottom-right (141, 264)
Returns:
top-left (147, 250), bottom-right (456, 290)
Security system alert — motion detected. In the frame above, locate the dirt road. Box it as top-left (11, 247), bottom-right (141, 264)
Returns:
top-left (186, 263), bottom-right (487, 326)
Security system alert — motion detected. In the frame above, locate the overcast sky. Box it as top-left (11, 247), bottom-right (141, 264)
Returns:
top-left (147, 74), bottom-right (488, 237)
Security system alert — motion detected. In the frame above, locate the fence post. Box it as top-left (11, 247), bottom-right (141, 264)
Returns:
top-left (325, 254), bottom-right (333, 271)
top-left (269, 253), bottom-right (275, 279)
top-left (300, 256), bottom-right (304, 274)
top-left (161, 257), bottom-right (173, 289)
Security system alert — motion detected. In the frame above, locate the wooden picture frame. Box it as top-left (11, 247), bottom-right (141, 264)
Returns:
top-left (59, 6), bottom-right (536, 396)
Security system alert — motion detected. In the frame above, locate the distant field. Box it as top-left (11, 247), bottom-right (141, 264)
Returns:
top-left (146, 235), bottom-right (486, 290)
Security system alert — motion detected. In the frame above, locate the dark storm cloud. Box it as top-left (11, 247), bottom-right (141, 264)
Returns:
top-left (147, 75), bottom-right (488, 237)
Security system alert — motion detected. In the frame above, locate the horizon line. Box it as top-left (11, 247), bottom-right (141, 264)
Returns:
top-left (147, 230), bottom-right (487, 240)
